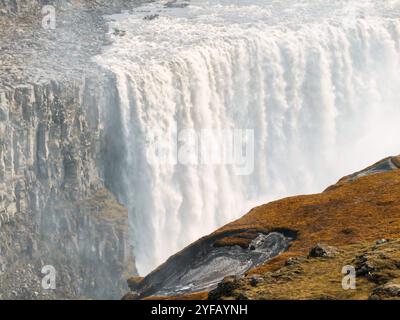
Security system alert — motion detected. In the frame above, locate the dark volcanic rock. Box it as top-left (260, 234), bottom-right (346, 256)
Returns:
top-left (134, 231), bottom-right (292, 298)
top-left (0, 0), bottom-right (147, 299)
top-left (208, 275), bottom-right (240, 300)
top-left (354, 241), bottom-right (400, 284)
top-left (355, 254), bottom-right (376, 277)
top-left (248, 275), bottom-right (263, 287)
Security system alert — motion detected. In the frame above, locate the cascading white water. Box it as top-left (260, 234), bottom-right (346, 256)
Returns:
top-left (95, 0), bottom-right (400, 275)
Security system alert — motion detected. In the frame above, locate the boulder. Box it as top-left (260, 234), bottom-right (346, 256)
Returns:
top-left (248, 275), bottom-right (263, 287)
top-left (208, 275), bottom-right (240, 300)
top-left (369, 281), bottom-right (400, 300)
top-left (354, 254), bottom-right (375, 276)
top-left (308, 244), bottom-right (338, 258)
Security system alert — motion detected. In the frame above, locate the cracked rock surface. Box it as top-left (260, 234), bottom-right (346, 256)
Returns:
top-left (0, 0), bottom-right (149, 299)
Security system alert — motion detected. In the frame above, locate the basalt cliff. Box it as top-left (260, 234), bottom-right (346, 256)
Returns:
top-left (0, 0), bottom-right (147, 299)
top-left (124, 155), bottom-right (400, 300)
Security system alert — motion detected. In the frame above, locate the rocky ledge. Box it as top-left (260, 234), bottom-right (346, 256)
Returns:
top-left (123, 155), bottom-right (400, 300)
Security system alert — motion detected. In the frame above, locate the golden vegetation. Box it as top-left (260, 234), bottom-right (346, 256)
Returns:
top-left (213, 169), bottom-right (400, 258)
top-left (142, 156), bottom-right (400, 300)
top-left (214, 239), bottom-right (400, 300)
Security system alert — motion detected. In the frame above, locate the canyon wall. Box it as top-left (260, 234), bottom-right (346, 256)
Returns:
top-left (0, 0), bottom-right (150, 300)
top-left (0, 75), bottom-right (136, 299)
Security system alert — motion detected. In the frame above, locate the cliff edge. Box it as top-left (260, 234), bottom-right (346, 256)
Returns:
top-left (125, 155), bottom-right (400, 300)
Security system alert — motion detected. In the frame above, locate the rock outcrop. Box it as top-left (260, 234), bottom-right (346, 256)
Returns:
top-left (308, 244), bottom-right (339, 258)
top-left (0, 78), bottom-right (136, 299)
top-left (0, 0), bottom-right (46, 17)
top-left (125, 155), bottom-right (400, 300)
top-left (0, 0), bottom-right (148, 299)
top-left (370, 281), bottom-right (400, 300)
top-left (129, 230), bottom-right (293, 298)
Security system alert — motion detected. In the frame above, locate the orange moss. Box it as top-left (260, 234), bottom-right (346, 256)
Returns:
top-left (212, 170), bottom-right (400, 261)
top-left (213, 231), bottom-right (258, 248)
top-left (140, 158), bottom-right (400, 300)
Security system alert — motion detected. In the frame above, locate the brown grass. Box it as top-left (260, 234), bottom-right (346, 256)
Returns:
top-left (143, 161), bottom-right (400, 300)
top-left (217, 239), bottom-right (400, 300)
top-left (212, 170), bottom-right (400, 259)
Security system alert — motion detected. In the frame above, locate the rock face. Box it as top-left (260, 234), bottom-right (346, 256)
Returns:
top-left (0, 78), bottom-right (137, 299)
top-left (0, 0), bottom-right (44, 16)
top-left (128, 230), bottom-right (294, 298)
top-left (0, 0), bottom-right (149, 300)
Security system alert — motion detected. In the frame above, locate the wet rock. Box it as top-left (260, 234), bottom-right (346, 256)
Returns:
top-left (164, 0), bottom-right (189, 8)
top-left (0, 107), bottom-right (7, 121)
top-left (0, 77), bottom-right (137, 299)
top-left (112, 28), bottom-right (126, 36)
top-left (137, 231), bottom-right (290, 297)
top-left (143, 14), bottom-right (159, 21)
top-left (0, 13), bottom-right (140, 296)
top-left (308, 244), bottom-right (338, 258)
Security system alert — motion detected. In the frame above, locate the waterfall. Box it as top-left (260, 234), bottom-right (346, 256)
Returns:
top-left (95, 0), bottom-right (400, 275)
